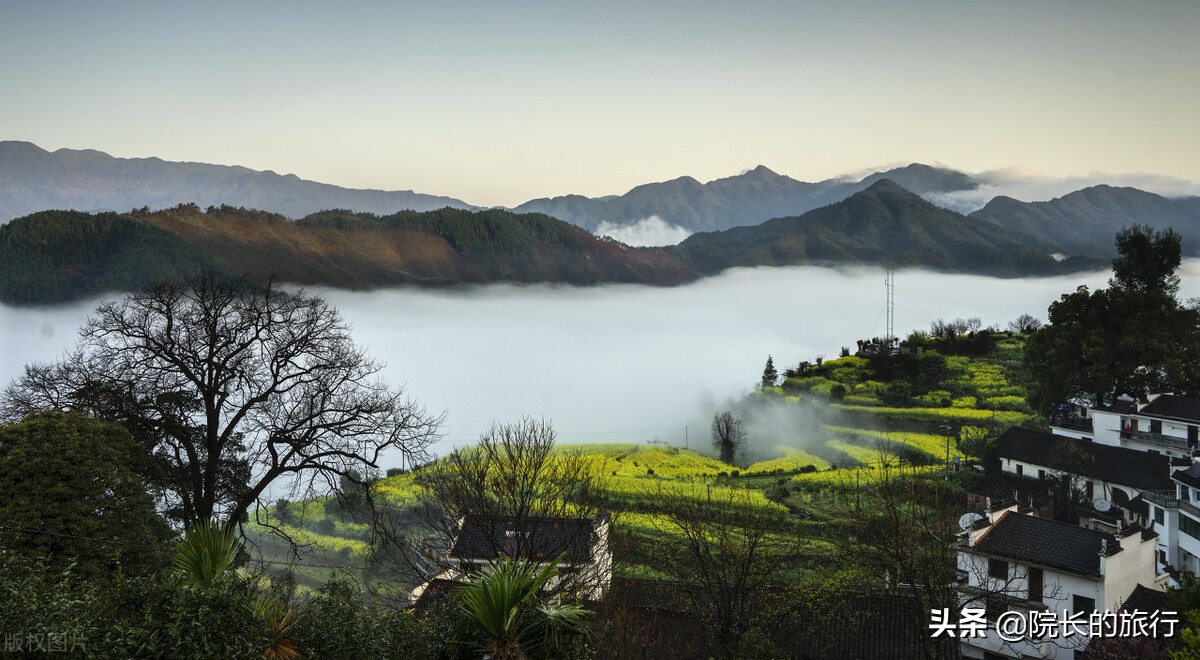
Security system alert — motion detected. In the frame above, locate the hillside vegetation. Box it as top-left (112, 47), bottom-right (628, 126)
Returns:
top-left (671, 179), bottom-right (1106, 276)
top-left (0, 204), bottom-right (701, 304)
top-left (257, 329), bottom-right (1034, 592)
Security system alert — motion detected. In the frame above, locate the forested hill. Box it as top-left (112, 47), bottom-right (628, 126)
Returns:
top-left (669, 179), bottom-right (1107, 277)
top-left (0, 205), bottom-right (701, 304)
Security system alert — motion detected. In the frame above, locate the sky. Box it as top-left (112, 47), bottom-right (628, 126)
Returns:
top-left (3, 1), bottom-right (1199, 207)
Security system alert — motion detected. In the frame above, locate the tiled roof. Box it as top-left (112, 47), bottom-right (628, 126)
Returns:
top-left (449, 513), bottom-right (601, 562)
top-left (1173, 462), bottom-right (1200, 490)
top-left (595, 581), bottom-right (958, 660)
top-left (995, 427), bottom-right (1172, 492)
top-left (972, 511), bottom-right (1120, 577)
top-left (1121, 583), bottom-right (1168, 614)
top-left (1140, 395), bottom-right (1200, 423)
top-left (783, 592), bottom-right (960, 660)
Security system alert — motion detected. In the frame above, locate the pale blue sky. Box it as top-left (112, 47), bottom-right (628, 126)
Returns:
top-left (2, 1), bottom-right (1197, 206)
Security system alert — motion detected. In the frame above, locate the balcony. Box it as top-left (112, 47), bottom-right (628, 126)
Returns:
top-left (1143, 490), bottom-right (1200, 520)
top-left (1119, 428), bottom-right (1194, 451)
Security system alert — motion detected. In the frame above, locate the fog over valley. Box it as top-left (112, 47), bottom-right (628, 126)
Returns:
top-left (7, 262), bottom-right (1200, 461)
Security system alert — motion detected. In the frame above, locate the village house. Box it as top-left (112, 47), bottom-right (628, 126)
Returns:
top-left (1142, 462), bottom-right (1200, 577)
top-left (411, 511), bottom-right (614, 605)
top-left (1051, 394), bottom-right (1200, 460)
top-left (1026, 393), bottom-right (1200, 581)
top-left (980, 427), bottom-right (1177, 532)
top-left (955, 502), bottom-right (1161, 659)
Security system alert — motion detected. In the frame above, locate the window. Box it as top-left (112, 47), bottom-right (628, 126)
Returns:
top-left (1027, 567), bottom-right (1043, 602)
top-left (1016, 464), bottom-right (1023, 477)
top-left (1151, 419), bottom-right (1163, 434)
top-left (988, 558), bottom-right (1008, 580)
top-left (1085, 480), bottom-right (1094, 499)
top-left (1154, 506), bottom-right (1164, 526)
top-left (1181, 513), bottom-right (1200, 540)
top-left (1038, 469), bottom-right (1046, 481)
top-left (1072, 594), bottom-right (1096, 613)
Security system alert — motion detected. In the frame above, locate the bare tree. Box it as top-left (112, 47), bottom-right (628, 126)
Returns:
top-left (1, 275), bottom-right (440, 528)
top-left (1006, 313), bottom-right (1044, 334)
top-left (930, 317), bottom-right (982, 338)
top-left (411, 417), bottom-right (608, 598)
top-left (711, 411), bottom-right (747, 465)
top-left (841, 461), bottom-right (963, 660)
top-left (842, 459), bottom-right (1071, 660)
top-left (650, 482), bottom-right (808, 658)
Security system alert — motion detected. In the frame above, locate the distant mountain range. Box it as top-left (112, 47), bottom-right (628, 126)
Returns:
top-left (0, 141), bottom-right (475, 222)
top-left (6, 141), bottom-right (1199, 261)
top-left (0, 183), bottom-right (1114, 306)
top-left (4, 141), bottom-right (1200, 304)
top-left (513, 163), bottom-right (980, 233)
top-left (969, 185), bottom-right (1200, 257)
top-left (670, 180), bottom-right (1105, 277)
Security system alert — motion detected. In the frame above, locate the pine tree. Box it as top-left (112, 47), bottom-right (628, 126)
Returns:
top-left (761, 355), bottom-right (778, 389)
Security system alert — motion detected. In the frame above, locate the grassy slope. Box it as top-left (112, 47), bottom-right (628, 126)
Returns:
top-left (251, 337), bottom-right (1032, 588)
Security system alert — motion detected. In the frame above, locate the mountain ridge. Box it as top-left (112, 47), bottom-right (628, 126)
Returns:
top-left (0, 204), bottom-right (701, 305)
top-left (0, 141), bottom-right (477, 222)
top-left (970, 184), bottom-right (1200, 256)
top-left (514, 162), bottom-right (983, 234)
top-left (670, 179), bottom-right (1105, 277)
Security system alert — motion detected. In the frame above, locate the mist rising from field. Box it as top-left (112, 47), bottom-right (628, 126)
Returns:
top-left (9, 262), bottom-right (1200, 463)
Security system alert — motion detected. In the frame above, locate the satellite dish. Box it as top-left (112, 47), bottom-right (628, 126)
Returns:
top-left (1094, 499), bottom-right (1112, 513)
top-left (958, 513), bottom-right (985, 531)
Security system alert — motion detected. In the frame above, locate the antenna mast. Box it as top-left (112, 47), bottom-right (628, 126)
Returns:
top-left (885, 269), bottom-right (895, 352)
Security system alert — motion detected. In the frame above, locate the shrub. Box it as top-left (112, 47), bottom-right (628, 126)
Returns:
top-left (292, 577), bottom-right (445, 659)
top-left (0, 555), bottom-right (105, 649)
top-left (103, 574), bottom-right (270, 658)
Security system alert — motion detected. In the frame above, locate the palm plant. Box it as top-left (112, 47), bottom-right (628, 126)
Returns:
top-left (173, 521), bottom-right (301, 658)
top-left (454, 556), bottom-right (592, 660)
top-left (173, 521), bottom-right (240, 586)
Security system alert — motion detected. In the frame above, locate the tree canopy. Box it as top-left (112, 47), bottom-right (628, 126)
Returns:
top-left (1, 275), bottom-right (441, 528)
top-left (0, 412), bottom-right (173, 578)
top-left (1025, 225), bottom-right (1200, 411)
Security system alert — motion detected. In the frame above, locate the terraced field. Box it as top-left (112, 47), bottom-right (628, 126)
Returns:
top-left (249, 334), bottom-right (1033, 591)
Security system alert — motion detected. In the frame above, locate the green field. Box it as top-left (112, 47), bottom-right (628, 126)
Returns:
top-left (250, 336), bottom-right (1031, 593)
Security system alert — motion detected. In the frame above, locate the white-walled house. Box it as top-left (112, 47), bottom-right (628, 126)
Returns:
top-left (1143, 462), bottom-right (1200, 577)
top-left (1052, 394), bottom-right (1200, 459)
top-left (991, 427), bottom-right (1175, 529)
top-left (956, 503), bottom-right (1161, 659)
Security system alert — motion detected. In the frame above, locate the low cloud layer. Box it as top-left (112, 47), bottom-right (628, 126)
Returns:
top-left (594, 216), bottom-right (693, 247)
top-left (12, 262), bottom-right (1200, 461)
top-left (927, 167), bottom-right (1200, 214)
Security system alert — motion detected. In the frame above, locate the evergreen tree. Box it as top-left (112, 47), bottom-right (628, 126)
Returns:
top-left (761, 355), bottom-right (778, 389)
top-left (0, 412), bottom-right (174, 578)
top-left (1025, 225), bottom-right (1200, 410)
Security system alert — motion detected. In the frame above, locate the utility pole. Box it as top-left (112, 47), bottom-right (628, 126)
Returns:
top-left (685, 425), bottom-right (688, 450)
top-left (885, 269), bottom-right (895, 353)
top-left (941, 421), bottom-right (952, 481)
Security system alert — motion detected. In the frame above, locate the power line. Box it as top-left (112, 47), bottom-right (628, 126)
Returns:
top-left (0, 522), bottom-right (374, 574)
